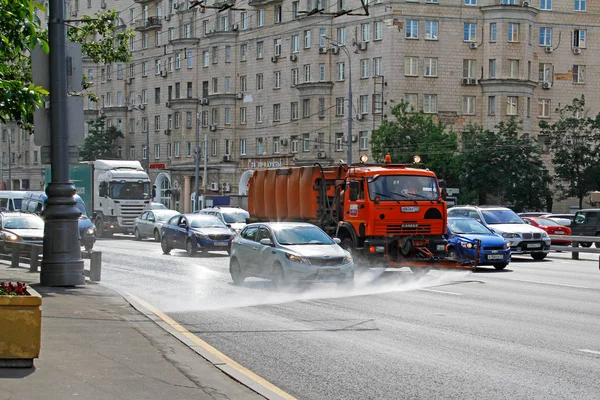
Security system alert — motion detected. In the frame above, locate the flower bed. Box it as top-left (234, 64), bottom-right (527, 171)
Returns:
top-left (0, 282), bottom-right (29, 296)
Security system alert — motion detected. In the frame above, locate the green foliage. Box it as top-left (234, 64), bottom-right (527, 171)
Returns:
top-left (539, 96), bottom-right (600, 208)
top-left (370, 101), bottom-right (461, 186)
top-left (461, 118), bottom-right (551, 212)
top-left (79, 115), bottom-right (123, 161)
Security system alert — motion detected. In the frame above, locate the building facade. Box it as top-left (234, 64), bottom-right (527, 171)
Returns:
top-left (2, 0), bottom-right (599, 212)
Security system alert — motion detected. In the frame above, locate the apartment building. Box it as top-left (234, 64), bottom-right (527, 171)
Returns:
top-left (2, 0), bottom-right (599, 211)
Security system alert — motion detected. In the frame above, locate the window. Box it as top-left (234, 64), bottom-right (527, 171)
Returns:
top-left (291, 68), bottom-right (299, 86)
top-left (117, 64), bottom-right (123, 80)
top-left (319, 98), bottom-right (325, 118)
top-left (404, 94), bottom-right (418, 111)
top-left (337, 27), bottom-right (345, 45)
top-left (373, 58), bottom-right (382, 76)
top-left (225, 46), bottom-right (231, 62)
top-left (186, 142), bottom-right (191, 157)
top-left (291, 35), bottom-right (300, 53)
top-left (508, 23), bottom-right (520, 42)
top-left (175, 83), bottom-right (180, 98)
top-left (142, 33), bottom-right (148, 49)
top-left (224, 140), bottom-right (231, 156)
top-left (291, 102), bottom-right (299, 120)
top-left (539, 63), bottom-right (552, 82)
top-left (507, 96), bottom-right (518, 115)
top-left (539, 99), bottom-right (551, 118)
top-left (240, 139), bottom-right (246, 155)
top-left (464, 23), bottom-right (476, 42)
top-left (240, 12), bottom-right (248, 30)
top-left (256, 73), bottom-right (264, 90)
top-left (489, 59), bottom-right (496, 78)
top-left (465, 0), bottom-right (476, 4)
top-left (509, 59), bottom-right (519, 79)
top-left (142, 117), bottom-right (148, 132)
top-left (337, 63), bottom-right (345, 81)
top-left (540, 0), bottom-right (551, 10)
top-left (304, 30), bottom-right (311, 48)
top-left (256, 106), bottom-right (263, 123)
top-left (304, 64), bottom-right (311, 82)
top-left (273, 137), bottom-right (280, 154)
top-left (405, 57), bottom-right (418, 76)
top-left (212, 108), bottom-right (219, 125)
top-left (462, 96), bottom-right (476, 115)
top-left (256, 138), bottom-right (264, 155)
top-left (141, 62), bottom-right (148, 77)
top-left (574, 0), bottom-right (586, 12)
top-left (167, 114), bottom-right (173, 129)
top-left (186, 112), bottom-right (192, 128)
top-left (291, 136), bottom-right (299, 153)
top-left (299, 99), bottom-right (310, 119)
top-left (303, 133), bottom-right (310, 152)
top-left (212, 77), bottom-right (218, 93)
top-left (573, 30), bottom-right (586, 48)
top-left (318, 133), bottom-right (325, 151)
top-left (176, 52), bottom-right (181, 69)
top-left (220, 15), bottom-right (229, 31)
top-left (489, 23), bottom-right (497, 42)
top-left (187, 82), bottom-right (193, 98)
top-left (526, 97), bottom-right (531, 118)
top-left (463, 59), bottom-right (476, 78)
top-left (203, 51), bottom-right (209, 67)
top-left (154, 144), bottom-right (160, 159)
top-left (319, 28), bottom-right (326, 47)
top-left (406, 20), bottom-right (418, 39)
top-left (240, 107), bottom-right (247, 124)
top-left (540, 28), bottom-right (552, 46)
top-left (211, 139), bottom-right (217, 157)
top-left (374, 21), bottom-right (383, 40)
top-left (360, 95), bottom-right (369, 115)
top-left (360, 59), bottom-right (369, 78)
top-left (174, 112), bottom-right (180, 128)
top-left (155, 31), bottom-right (161, 47)
top-left (335, 133), bottom-right (344, 152)
top-left (361, 23), bottom-right (371, 42)
top-left (424, 94), bottom-right (437, 114)
top-left (240, 75), bottom-right (247, 92)
top-left (424, 58), bottom-right (437, 77)
top-left (256, 41), bottom-right (264, 59)
top-left (168, 57), bottom-right (174, 72)
top-left (274, 38), bottom-right (282, 56)
top-left (488, 96), bottom-right (496, 116)
top-left (154, 115), bottom-right (161, 131)
top-left (273, 104), bottom-right (281, 122)
top-left (225, 76), bottom-right (231, 93)
top-left (319, 63), bottom-right (325, 81)
top-left (292, 1), bottom-right (299, 18)
top-left (336, 98), bottom-right (345, 116)
top-left (275, 5), bottom-right (282, 23)
top-left (425, 21), bottom-right (438, 40)
top-left (202, 111), bottom-right (209, 127)
top-left (257, 9), bottom-right (264, 26)
top-left (573, 65), bottom-right (585, 83)
top-left (241, 44), bottom-right (247, 61)
top-left (155, 59), bottom-right (163, 75)
top-left (359, 131), bottom-right (369, 150)
top-left (274, 71), bottom-right (281, 89)
top-left (211, 47), bottom-right (218, 64)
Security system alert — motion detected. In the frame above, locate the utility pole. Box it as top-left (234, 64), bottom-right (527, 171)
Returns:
top-left (7, 130), bottom-right (11, 190)
top-left (194, 111), bottom-right (200, 211)
top-left (203, 133), bottom-right (208, 209)
top-left (41, 0), bottom-right (84, 286)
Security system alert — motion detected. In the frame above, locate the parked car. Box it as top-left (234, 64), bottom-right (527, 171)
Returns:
top-left (517, 212), bottom-right (549, 218)
top-left (542, 214), bottom-right (576, 227)
top-left (447, 206), bottom-right (551, 260)
top-left (20, 191), bottom-right (96, 253)
top-left (0, 212), bottom-right (45, 253)
top-left (196, 207), bottom-right (250, 233)
top-left (521, 217), bottom-right (572, 246)
top-left (0, 191), bottom-right (26, 211)
top-left (160, 214), bottom-right (236, 256)
top-left (446, 217), bottom-right (511, 270)
top-left (229, 222), bottom-right (354, 286)
top-left (151, 202), bottom-right (168, 210)
top-left (133, 209), bottom-right (179, 241)
top-left (570, 209), bottom-right (600, 248)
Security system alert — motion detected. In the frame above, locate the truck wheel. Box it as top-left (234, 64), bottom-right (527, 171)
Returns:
top-left (134, 228), bottom-right (142, 241)
top-left (153, 229), bottom-right (161, 242)
top-left (341, 238), bottom-right (367, 270)
top-left (186, 239), bottom-right (196, 256)
top-left (230, 259), bottom-right (245, 286)
top-left (161, 237), bottom-right (171, 255)
top-left (531, 252), bottom-right (547, 261)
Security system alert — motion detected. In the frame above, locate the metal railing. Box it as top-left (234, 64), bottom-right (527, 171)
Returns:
top-left (549, 235), bottom-right (600, 260)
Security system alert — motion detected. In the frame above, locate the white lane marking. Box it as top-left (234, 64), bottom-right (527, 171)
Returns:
top-left (578, 349), bottom-right (600, 356)
top-left (419, 288), bottom-right (462, 296)
top-left (510, 279), bottom-right (591, 290)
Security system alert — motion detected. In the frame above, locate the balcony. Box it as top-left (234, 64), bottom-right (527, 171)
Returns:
top-left (135, 17), bottom-right (162, 32)
top-left (248, 0), bottom-right (282, 6)
top-left (134, 0), bottom-right (158, 4)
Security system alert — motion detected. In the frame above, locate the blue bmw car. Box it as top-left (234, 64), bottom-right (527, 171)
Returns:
top-left (160, 214), bottom-right (236, 256)
top-left (446, 217), bottom-right (511, 270)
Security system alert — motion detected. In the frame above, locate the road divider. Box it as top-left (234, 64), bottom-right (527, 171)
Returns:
top-left (549, 235), bottom-right (600, 260)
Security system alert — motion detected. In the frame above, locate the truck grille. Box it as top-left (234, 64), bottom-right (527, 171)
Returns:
top-left (209, 234), bottom-right (231, 241)
top-left (119, 204), bottom-right (148, 226)
top-left (308, 257), bottom-right (345, 266)
top-left (522, 233), bottom-right (542, 240)
top-left (386, 224), bottom-right (432, 235)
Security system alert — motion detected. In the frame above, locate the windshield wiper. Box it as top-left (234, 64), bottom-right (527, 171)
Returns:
top-left (372, 191), bottom-right (402, 204)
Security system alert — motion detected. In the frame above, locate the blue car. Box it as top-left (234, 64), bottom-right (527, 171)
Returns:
top-left (160, 213), bottom-right (236, 256)
top-left (446, 217), bottom-right (511, 270)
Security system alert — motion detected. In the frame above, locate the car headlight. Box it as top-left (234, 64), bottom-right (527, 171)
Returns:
top-left (195, 232), bottom-right (208, 240)
top-left (502, 232), bottom-right (520, 239)
top-left (5, 233), bottom-right (19, 241)
top-left (460, 241), bottom-right (474, 249)
top-left (285, 253), bottom-right (308, 264)
top-left (541, 232), bottom-right (549, 238)
top-left (86, 227), bottom-right (96, 235)
top-left (504, 241), bottom-right (511, 249)
top-left (343, 254), bottom-right (353, 264)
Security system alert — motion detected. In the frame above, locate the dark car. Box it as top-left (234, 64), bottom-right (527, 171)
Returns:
top-left (570, 209), bottom-right (600, 248)
top-left (160, 214), bottom-right (236, 256)
top-left (0, 212), bottom-right (45, 254)
top-left (446, 217), bottom-right (511, 270)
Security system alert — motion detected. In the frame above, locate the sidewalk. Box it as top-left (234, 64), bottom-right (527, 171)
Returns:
top-left (0, 263), bottom-right (265, 400)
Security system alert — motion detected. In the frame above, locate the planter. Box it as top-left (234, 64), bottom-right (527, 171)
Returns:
top-left (0, 286), bottom-right (42, 368)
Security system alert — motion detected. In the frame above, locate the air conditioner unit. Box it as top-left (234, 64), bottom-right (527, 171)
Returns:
top-left (545, 46), bottom-right (553, 53)
top-left (173, 2), bottom-right (180, 9)
top-left (318, 47), bottom-right (328, 54)
top-left (351, 135), bottom-right (358, 143)
top-left (161, 70), bottom-right (168, 77)
top-left (290, 54), bottom-right (298, 62)
top-left (210, 182), bottom-right (219, 191)
top-left (222, 183), bottom-right (231, 192)
top-left (461, 77), bottom-right (470, 85)
top-left (468, 78), bottom-right (478, 85)
top-left (125, 77), bottom-right (133, 85)
top-left (164, 129), bottom-right (172, 135)
top-left (232, 24), bottom-right (239, 31)
top-left (223, 154), bottom-right (231, 162)
top-left (271, 56), bottom-right (278, 63)
top-left (127, 105), bottom-right (134, 111)
top-left (101, 2), bottom-right (106, 9)
top-left (332, 47), bottom-right (340, 55)
top-left (201, 98), bottom-right (209, 105)
top-left (209, 125), bottom-right (217, 132)
top-left (236, 93), bottom-right (243, 100)
top-left (280, 139), bottom-right (288, 146)
top-left (139, 104), bottom-right (146, 110)
top-left (355, 114), bottom-right (364, 121)
top-left (521, 1), bottom-right (529, 7)
top-left (166, 101), bottom-right (171, 108)
top-left (469, 42), bottom-right (478, 49)
top-left (164, 15), bottom-right (171, 21)
top-left (71, 10), bottom-right (78, 16)
top-left (209, 29), bottom-right (215, 34)
top-left (573, 47), bottom-right (581, 54)
top-left (358, 42), bottom-right (368, 51)
top-left (542, 81), bottom-right (552, 89)
top-left (316, 151), bottom-right (326, 159)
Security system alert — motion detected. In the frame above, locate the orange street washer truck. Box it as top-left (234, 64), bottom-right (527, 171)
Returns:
top-left (247, 159), bottom-right (477, 273)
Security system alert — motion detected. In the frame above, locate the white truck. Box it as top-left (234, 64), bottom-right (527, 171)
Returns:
top-left (92, 160), bottom-right (152, 237)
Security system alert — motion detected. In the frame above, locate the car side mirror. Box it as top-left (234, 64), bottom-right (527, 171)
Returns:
top-left (226, 223), bottom-right (232, 228)
top-left (333, 238), bottom-right (342, 244)
top-left (259, 238), bottom-right (273, 246)
top-left (348, 181), bottom-right (359, 202)
top-left (148, 218), bottom-right (155, 222)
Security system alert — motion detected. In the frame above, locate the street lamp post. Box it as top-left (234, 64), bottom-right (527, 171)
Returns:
top-left (323, 35), bottom-right (353, 165)
top-left (134, 97), bottom-right (149, 175)
top-left (194, 110), bottom-right (200, 212)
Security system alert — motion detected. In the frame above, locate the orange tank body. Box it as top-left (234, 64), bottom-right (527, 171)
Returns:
top-left (263, 169), bottom-right (278, 218)
top-left (275, 171), bottom-right (288, 219)
top-left (286, 167), bottom-right (301, 218)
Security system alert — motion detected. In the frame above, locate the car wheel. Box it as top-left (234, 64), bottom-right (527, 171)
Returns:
top-left (580, 242), bottom-right (592, 248)
top-left (531, 252), bottom-right (547, 261)
top-left (494, 263), bottom-right (508, 270)
top-left (84, 243), bottom-right (93, 254)
top-left (595, 235), bottom-right (600, 248)
top-left (153, 229), bottom-right (161, 242)
top-left (134, 228), bottom-right (142, 241)
top-left (410, 267), bottom-right (431, 276)
top-left (226, 246), bottom-right (232, 256)
top-left (161, 237), bottom-right (171, 255)
top-left (186, 239), bottom-right (196, 256)
top-left (230, 259), bottom-right (245, 286)
top-left (95, 217), bottom-right (104, 238)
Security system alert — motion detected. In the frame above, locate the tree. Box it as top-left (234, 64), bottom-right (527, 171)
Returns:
top-left (370, 101), bottom-right (461, 186)
top-left (0, 2), bottom-right (133, 129)
top-left (461, 118), bottom-right (551, 212)
top-left (539, 96), bottom-right (600, 209)
top-left (79, 115), bottom-right (123, 161)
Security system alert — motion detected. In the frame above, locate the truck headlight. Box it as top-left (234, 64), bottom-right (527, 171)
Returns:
top-left (502, 232), bottom-right (520, 239)
top-left (285, 253), bottom-right (308, 264)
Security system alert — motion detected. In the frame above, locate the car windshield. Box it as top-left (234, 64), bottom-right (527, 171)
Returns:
top-left (76, 202), bottom-right (88, 217)
top-left (154, 210), bottom-right (179, 221)
top-left (14, 199), bottom-right (23, 210)
top-left (448, 219), bottom-right (492, 235)
top-left (273, 225), bottom-right (334, 245)
top-left (110, 182), bottom-right (151, 200)
top-left (368, 175), bottom-right (439, 201)
top-left (3, 215), bottom-right (44, 230)
top-left (532, 218), bottom-right (560, 227)
top-left (223, 211), bottom-right (250, 223)
top-left (481, 209), bottom-right (524, 224)
top-left (189, 216), bottom-right (227, 228)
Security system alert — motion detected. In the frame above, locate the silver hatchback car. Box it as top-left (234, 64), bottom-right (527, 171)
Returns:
top-left (229, 222), bottom-right (354, 286)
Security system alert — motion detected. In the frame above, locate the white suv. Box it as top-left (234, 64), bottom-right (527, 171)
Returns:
top-left (197, 207), bottom-right (249, 233)
top-left (447, 206), bottom-right (551, 260)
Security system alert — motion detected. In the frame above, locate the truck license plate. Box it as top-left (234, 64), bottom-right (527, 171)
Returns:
top-left (487, 254), bottom-right (504, 260)
top-left (527, 243), bottom-right (542, 248)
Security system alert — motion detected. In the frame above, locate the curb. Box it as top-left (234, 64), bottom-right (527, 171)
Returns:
top-left (121, 292), bottom-right (296, 400)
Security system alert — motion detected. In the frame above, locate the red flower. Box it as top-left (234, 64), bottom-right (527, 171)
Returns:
top-left (0, 282), bottom-right (28, 296)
